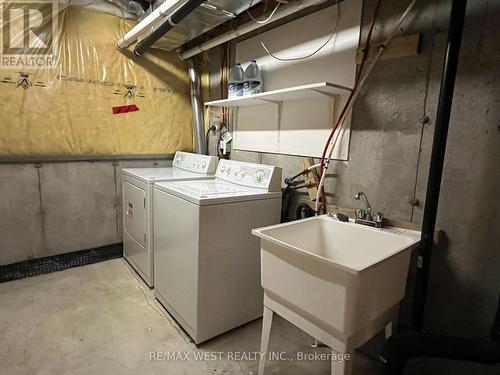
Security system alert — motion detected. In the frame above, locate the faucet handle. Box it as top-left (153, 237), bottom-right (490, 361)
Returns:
top-left (355, 208), bottom-right (366, 219)
top-left (373, 211), bottom-right (384, 224)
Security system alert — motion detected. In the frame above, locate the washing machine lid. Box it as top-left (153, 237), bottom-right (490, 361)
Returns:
top-left (154, 179), bottom-right (282, 206)
top-left (122, 167), bottom-right (215, 184)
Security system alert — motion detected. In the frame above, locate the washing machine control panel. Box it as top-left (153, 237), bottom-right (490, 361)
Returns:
top-left (173, 151), bottom-right (218, 174)
top-left (216, 159), bottom-right (282, 192)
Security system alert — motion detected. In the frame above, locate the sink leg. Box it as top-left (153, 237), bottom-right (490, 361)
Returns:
top-left (331, 349), bottom-right (353, 375)
top-left (310, 336), bottom-right (319, 347)
top-left (258, 306), bottom-right (274, 375)
top-left (384, 321), bottom-right (393, 339)
top-left (385, 308), bottom-right (399, 339)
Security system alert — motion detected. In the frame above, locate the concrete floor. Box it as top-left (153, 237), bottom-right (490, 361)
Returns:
top-left (0, 259), bottom-right (381, 375)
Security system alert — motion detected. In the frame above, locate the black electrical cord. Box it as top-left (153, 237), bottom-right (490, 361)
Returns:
top-left (281, 164), bottom-right (320, 221)
top-left (281, 186), bottom-right (292, 223)
top-left (284, 169), bottom-right (312, 185)
top-left (281, 180), bottom-right (317, 222)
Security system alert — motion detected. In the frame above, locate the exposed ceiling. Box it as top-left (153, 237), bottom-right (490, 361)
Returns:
top-left (149, 0), bottom-right (262, 51)
top-left (77, 0), bottom-right (263, 51)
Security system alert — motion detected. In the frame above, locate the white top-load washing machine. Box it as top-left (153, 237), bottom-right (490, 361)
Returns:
top-left (121, 151), bottom-right (218, 287)
top-left (153, 159), bottom-right (282, 344)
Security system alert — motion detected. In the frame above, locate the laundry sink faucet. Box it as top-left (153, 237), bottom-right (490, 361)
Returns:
top-left (354, 191), bottom-right (384, 228)
top-left (354, 192), bottom-right (372, 215)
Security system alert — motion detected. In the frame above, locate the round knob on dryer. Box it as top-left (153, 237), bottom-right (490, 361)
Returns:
top-left (255, 169), bottom-right (265, 182)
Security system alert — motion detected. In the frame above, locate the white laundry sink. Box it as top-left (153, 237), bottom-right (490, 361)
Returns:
top-left (252, 215), bottom-right (420, 346)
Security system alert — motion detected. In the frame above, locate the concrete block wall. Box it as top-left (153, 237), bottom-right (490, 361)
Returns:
top-left (0, 158), bottom-right (171, 266)
top-left (225, 0), bottom-right (500, 339)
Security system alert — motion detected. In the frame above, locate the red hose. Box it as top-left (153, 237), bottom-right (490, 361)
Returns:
top-left (318, 0), bottom-right (382, 213)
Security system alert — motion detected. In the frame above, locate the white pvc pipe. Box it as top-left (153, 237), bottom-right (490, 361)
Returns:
top-left (314, 0), bottom-right (417, 213)
top-left (179, 0), bottom-right (326, 60)
top-left (116, 0), bottom-right (187, 49)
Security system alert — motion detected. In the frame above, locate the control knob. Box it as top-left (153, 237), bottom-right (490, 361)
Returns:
top-left (255, 169), bottom-right (265, 183)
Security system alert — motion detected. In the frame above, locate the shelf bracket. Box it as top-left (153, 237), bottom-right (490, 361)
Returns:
top-left (256, 98), bottom-right (282, 105)
top-left (231, 106), bottom-right (239, 135)
top-left (310, 89), bottom-right (340, 99)
top-left (277, 101), bottom-right (283, 144)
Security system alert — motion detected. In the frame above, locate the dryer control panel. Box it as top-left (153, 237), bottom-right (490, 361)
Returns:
top-left (215, 159), bottom-right (282, 192)
top-left (173, 151), bottom-right (219, 174)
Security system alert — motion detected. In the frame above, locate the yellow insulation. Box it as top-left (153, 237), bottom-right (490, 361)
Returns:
top-left (0, 5), bottom-right (193, 157)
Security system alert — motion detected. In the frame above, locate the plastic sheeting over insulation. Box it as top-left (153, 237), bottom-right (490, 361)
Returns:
top-left (0, 3), bottom-right (193, 157)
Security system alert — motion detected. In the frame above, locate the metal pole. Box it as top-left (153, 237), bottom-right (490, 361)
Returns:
top-left (411, 0), bottom-right (468, 330)
top-left (187, 59), bottom-right (206, 155)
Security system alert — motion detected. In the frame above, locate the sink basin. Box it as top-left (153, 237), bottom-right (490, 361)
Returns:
top-left (252, 215), bottom-right (420, 345)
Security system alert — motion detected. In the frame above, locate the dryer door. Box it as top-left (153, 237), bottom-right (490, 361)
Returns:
top-left (123, 181), bottom-right (146, 247)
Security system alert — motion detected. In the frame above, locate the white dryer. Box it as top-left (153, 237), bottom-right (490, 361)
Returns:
top-left (122, 151), bottom-right (218, 287)
top-left (153, 159), bottom-right (282, 344)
